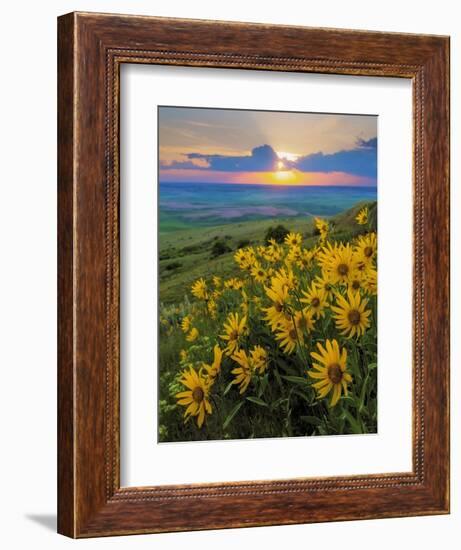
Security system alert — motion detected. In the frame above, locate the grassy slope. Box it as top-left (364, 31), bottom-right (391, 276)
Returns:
top-left (159, 201), bottom-right (376, 305)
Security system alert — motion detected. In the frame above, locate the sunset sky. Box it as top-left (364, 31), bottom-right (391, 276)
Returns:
top-left (158, 107), bottom-right (377, 186)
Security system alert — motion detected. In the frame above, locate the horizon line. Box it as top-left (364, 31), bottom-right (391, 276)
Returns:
top-left (158, 180), bottom-right (377, 188)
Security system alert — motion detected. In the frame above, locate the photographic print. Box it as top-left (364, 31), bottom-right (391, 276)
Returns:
top-left (158, 106), bottom-right (377, 443)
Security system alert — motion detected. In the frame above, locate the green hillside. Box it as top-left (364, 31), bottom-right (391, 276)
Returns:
top-left (159, 201), bottom-right (376, 305)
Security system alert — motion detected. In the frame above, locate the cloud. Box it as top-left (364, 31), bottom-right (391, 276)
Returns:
top-left (356, 137), bottom-right (377, 149)
top-left (186, 144), bottom-right (279, 172)
top-left (161, 139), bottom-right (377, 179)
top-left (293, 138), bottom-right (377, 178)
top-left (160, 160), bottom-right (206, 170)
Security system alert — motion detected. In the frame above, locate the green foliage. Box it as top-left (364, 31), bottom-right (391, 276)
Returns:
top-left (157, 202), bottom-right (378, 442)
top-left (165, 261), bottom-right (182, 271)
top-left (211, 240), bottom-right (232, 258)
top-left (236, 239), bottom-right (251, 249)
top-left (264, 224), bottom-right (290, 244)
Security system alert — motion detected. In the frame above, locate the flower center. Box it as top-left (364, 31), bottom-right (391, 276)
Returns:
top-left (311, 297), bottom-right (320, 307)
top-left (337, 263), bottom-right (349, 276)
top-left (275, 302), bottom-right (283, 312)
top-left (348, 309), bottom-right (361, 325)
top-left (229, 330), bottom-right (239, 341)
top-left (352, 280), bottom-right (361, 290)
top-left (289, 329), bottom-right (298, 341)
top-left (328, 364), bottom-right (343, 384)
top-left (192, 386), bottom-right (204, 403)
top-left (364, 246), bottom-right (373, 257)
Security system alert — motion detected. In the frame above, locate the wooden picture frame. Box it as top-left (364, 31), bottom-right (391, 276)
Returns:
top-left (57, 12), bottom-right (450, 538)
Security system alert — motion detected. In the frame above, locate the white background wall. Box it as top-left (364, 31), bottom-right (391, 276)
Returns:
top-left (0, 1), bottom-right (457, 548)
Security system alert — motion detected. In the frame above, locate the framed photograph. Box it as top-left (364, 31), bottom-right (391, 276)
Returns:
top-left (58, 12), bottom-right (450, 537)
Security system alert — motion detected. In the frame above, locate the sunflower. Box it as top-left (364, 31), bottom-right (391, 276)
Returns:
top-left (314, 217), bottom-right (329, 233)
top-left (234, 247), bottom-right (256, 271)
top-left (202, 344), bottom-right (223, 379)
top-left (314, 275), bottom-right (334, 300)
top-left (250, 262), bottom-right (267, 283)
top-left (355, 232), bottom-right (377, 266)
top-left (294, 308), bottom-right (315, 335)
top-left (240, 289), bottom-right (250, 317)
top-left (285, 232), bottom-right (303, 247)
top-left (308, 339), bottom-right (352, 406)
top-left (191, 278), bottom-right (208, 300)
top-left (220, 312), bottom-right (247, 355)
top-left (300, 284), bottom-right (329, 318)
top-left (363, 267), bottom-right (377, 295)
top-left (180, 316), bottom-right (192, 333)
top-left (286, 245), bottom-right (302, 264)
top-left (347, 270), bottom-right (365, 292)
top-left (207, 298), bottom-right (217, 319)
top-left (212, 276), bottom-right (222, 289)
top-left (314, 217), bottom-right (330, 242)
top-left (272, 267), bottom-right (296, 291)
top-left (331, 289), bottom-right (371, 338)
top-left (263, 279), bottom-right (291, 329)
top-left (321, 243), bottom-right (357, 285)
top-left (175, 367), bottom-right (212, 427)
top-left (251, 345), bottom-right (268, 374)
top-left (224, 277), bottom-right (244, 290)
top-left (355, 206), bottom-right (368, 225)
top-left (230, 349), bottom-right (253, 393)
top-left (234, 248), bottom-right (247, 267)
top-left (263, 241), bottom-right (283, 263)
top-left (186, 327), bottom-right (199, 342)
top-left (275, 318), bottom-right (302, 354)
top-left (297, 248), bottom-right (315, 270)
top-left (231, 345), bottom-right (268, 392)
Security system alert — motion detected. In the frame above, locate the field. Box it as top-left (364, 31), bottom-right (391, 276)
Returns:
top-left (158, 201), bottom-right (377, 442)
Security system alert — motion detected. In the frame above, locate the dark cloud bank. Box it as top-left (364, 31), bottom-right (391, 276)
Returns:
top-left (161, 138), bottom-right (377, 179)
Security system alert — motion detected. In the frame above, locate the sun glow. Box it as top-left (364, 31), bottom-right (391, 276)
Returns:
top-left (272, 170), bottom-right (298, 184)
top-left (277, 151), bottom-right (299, 162)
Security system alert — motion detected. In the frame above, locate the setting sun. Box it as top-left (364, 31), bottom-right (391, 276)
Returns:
top-left (272, 170), bottom-right (298, 184)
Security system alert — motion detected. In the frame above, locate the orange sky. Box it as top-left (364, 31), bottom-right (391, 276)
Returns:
top-left (158, 168), bottom-right (375, 186)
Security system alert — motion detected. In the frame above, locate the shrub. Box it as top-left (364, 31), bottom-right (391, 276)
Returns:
top-left (211, 240), bottom-right (232, 258)
top-left (236, 239), bottom-right (251, 249)
top-left (264, 224), bottom-right (290, 244)
top-left (165, 261), bottom-right (182, 271)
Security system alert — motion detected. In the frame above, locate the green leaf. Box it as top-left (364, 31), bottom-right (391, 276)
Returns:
top-left (291, 389), bottom-right (312, 404)
top-left (223, 380), bottom-right (235, 396)
top-left (276, 359), bottom-right (298, 375)
top-left (342, 409), bottom-right (363, 434)
top-left (272, 397), bottom-right (288, 408)
top-left (246, 396), bottom-right (268, 407)
top-left (358, 374), bottom-right (370, 413)
top-left (300, 415), bottom-right (323, 426)
top-left (281, 375), bottom-right (308, 386)
top-left (341, 395), bottom-right (356, 406)
top-left (273, 367), bottom-right (284, 389)
top-left (258, 374), bottom-right (269, 397)
top-left (368, 362), bottom-right (377, 370)
top-left (223, 401), bottom-right (245, 429)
